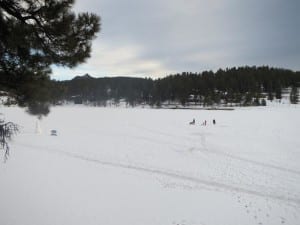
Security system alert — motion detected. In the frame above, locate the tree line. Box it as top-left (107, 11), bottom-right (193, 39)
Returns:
top-left (54, 66), bottom-right (300, 107)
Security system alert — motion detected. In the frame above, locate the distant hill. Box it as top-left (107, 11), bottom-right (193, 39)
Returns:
top-left (72, 74), bottom-right (95, 80)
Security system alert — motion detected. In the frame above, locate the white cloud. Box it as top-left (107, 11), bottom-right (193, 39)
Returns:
top-left (52, 43), bottom-right (174, 80)
top-left (52, 0), bottom-right (300, 80)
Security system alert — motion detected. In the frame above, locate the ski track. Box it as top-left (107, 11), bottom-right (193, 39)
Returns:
top-left (131, 125), bottom-right (300, 176)
top-left (88, 127), bottom-right (300, 177)
top-left (195, 145), bottom-right (300, 177)
top-left (14, 141), bottom-right (300, 206)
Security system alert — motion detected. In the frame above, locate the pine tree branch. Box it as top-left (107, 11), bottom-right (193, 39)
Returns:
top-left (0, 121), bottom-right (19, 162)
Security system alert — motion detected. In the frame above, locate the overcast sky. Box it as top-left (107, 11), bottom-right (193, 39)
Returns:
top-left (52, 0), bottom-right (300, 80)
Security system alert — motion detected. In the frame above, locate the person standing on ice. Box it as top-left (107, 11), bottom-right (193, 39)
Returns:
top-left (189, 118), bottom-right (195, 125)
top-left (213, 119), bottom-right (216, 125)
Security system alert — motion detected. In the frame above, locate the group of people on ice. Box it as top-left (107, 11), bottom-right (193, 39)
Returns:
top-left (189, 118), bottom-right (216, 126)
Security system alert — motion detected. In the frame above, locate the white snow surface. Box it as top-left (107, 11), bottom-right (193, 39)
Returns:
top-left (0, 105), bottom-right (300, 225)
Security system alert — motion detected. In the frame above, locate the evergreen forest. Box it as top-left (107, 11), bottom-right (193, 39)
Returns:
top-left (51, 66), bottom-right (300, 107)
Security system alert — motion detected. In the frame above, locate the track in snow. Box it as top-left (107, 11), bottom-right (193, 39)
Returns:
top-left (15, 141), bottom-right (300, 206)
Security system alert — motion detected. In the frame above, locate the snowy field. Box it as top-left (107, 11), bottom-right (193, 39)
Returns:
top-left (0, 105), bottom-right (300, 225)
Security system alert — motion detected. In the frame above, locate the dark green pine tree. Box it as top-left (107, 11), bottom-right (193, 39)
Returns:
top-left (275, 87), bottom-right (282, 100)
top-left (290, 86), bottom-right (299, 104)
top-left (261, 98), bottom-right (267, 106)
top-left (0, 0), bottom-right (100, 160)
top-left (0, 0), bottom-right (101, 115)
top-left (267, 92), bottom-right (274, 101)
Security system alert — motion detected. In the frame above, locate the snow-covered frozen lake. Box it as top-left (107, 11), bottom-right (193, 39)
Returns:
top-left (1, 105), bottom-right (300, 225)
